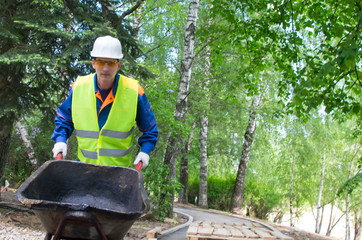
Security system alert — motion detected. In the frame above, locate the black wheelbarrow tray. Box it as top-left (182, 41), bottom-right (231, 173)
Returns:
top-left (16, 160), bottom-right (150, 240)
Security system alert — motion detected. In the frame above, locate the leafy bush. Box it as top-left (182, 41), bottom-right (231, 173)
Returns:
top-left (143, 158), bottom-right (182, 221)
top-left (188, 174), bottom-right (235, 211)
top-left (244, 177), bottom-right (286, 220)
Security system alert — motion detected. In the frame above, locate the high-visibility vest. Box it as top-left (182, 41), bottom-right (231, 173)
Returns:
top-left (71, 73), bottom-right (138, 166)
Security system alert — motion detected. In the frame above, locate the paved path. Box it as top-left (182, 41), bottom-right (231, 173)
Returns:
top-left (158, 206), bottom-right (276, 240)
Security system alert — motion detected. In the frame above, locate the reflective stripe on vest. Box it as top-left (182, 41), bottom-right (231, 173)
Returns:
top-left (75, 127), bottom-right (134, 139)
top-left (71, 73), bottom-right (138, 166)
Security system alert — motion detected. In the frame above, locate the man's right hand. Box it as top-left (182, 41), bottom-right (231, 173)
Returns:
top-left (52, 142), bottom-right (67, 159)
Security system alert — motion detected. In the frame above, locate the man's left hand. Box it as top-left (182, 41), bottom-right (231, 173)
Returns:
top-left (134, 152), bottom-right (149, 169)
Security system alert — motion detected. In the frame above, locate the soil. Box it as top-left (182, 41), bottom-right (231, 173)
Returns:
top-left (0, 189), bottom-right (339, 240)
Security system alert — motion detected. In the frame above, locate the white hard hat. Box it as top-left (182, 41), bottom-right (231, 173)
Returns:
top-left (90, 35), bottom-right (123, 59)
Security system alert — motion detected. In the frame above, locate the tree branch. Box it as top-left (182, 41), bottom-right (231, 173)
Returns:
top-left (355, 65), bottom-right (362, 87)
top-left (120, 0), bottom-right (145, 20)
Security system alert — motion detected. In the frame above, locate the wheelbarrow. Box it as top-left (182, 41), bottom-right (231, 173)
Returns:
top-left (16, 160), bottom-right (150, 240)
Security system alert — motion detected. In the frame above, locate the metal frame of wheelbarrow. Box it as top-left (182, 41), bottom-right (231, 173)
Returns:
top-left (16, 160), bottom-right (149, 240)
top-left (44, 211), bottom-right (108, 240)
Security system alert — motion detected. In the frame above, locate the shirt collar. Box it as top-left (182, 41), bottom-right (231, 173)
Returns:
top-left (93, 73), bottom-right (119, 96)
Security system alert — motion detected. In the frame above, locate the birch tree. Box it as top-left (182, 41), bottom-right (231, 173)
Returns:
top-left (316, 149), bottom-right (326, 234)
top-left (197, 44), bottom-right (211, 208)
top-left (16, 121), bottom-right (38, 169)
top-left (230, 91), bottom-right (264, 213)
top-left (162, 0), bottom-right (199, 215)
top-left (290, 150), bottom-right (296, 227)
top-left (179, 122), bottom-right (196, 204)
top-left (346, 143), bottom-right (361, 240)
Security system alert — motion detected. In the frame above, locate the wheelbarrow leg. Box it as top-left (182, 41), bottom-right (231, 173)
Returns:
top-left (44, 233), bottom-right (52, 240)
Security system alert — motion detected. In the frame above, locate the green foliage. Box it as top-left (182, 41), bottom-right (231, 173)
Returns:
top-left (338, 157), bottom-right (362, 196)
top-left (278, 1), bottom-right (362, 123)
top-left (0, 0), bottom-right (153, 192)
top-left (338, 171), bottom-right (362, 196)
top-left (5, 110), bottom-right (54, 186)
top-left (143, 158), bottom-right (182, 221)
top-left (188, 175), bottom-right (235, 210)
top-left (0, 0), bottom-right (150, 123)
top-left (207, 175), bottom-right (235, 210)
top-left (188, 173), bottom-right (285, 220)
top-left (1, 0), bottom-right (361, 227)
top-left (244, 177), bottom-right (286, 220)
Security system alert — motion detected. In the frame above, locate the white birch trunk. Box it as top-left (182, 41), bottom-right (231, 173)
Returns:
top-left (230, 91), bottom-right (264, 213)
top-left (327, 202), bottom-right (335, 236)
top-left (346, 143), bottom-right (360, 240)
top-left (16, 121), bottom-right (38, 169)
top-left (199, 115), bottom-right (209, 208)
top-left (133, 4), bottom-right (143, 38)
top-left (346, 159), bottom-right (354, 240)
top-left (198, 46), bottom-right (211, 208)
top-left (174, 0), bottom-right (199, 121)
top-left (162, 0), bottom-right (199, 217)
top-left (163, 0), bottom-right (199, 175)
top-left (290, 150), bottom-right (296, 227)
top-left (316, 149), bottom-right (326, 233)
top-left (346, 193), bottom-right (350, 240)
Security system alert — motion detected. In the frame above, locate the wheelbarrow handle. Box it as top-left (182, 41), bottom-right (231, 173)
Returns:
top-left (56, 153), bottom-right (63, 160)
top-left (136, 161), bottom-right (143, 171)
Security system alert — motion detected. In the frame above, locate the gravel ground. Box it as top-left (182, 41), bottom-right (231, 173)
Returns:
top-left (0, 222), bottom-right (44, 240)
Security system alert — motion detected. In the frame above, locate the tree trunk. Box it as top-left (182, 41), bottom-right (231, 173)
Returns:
top-left (354, 210), bottom-right (361, 240)
top-left (198, 115), bottom-right (209, 208)
top-left (179, 122), bottom-right (196, 204)
top-left (273, 210), bottom-right (284, 224)
top-left (326, 206), bottom-right (345, 236)
top-left (131, 1), bottom-right (143, 38)
top-left (316, 149), bottom-right (326, 234)
top-left (346, 143), bottom-right (360, 240)
top-left (0, 3), bottom-right (23, 201)
top-left (162, 0), bottom-right (199, 217)
top-left (16, 121), bottom-right (38, 169)
top-left (230, 93), bottom-right (263, 213)
top-left (346, 192), bottom-right (351, 240)
top-left (0, 114), bottom-right (15, 201)
top-left (326, 202), bottom-right (335, 236)
top-left (198, 45), bottom-right (211, 209)
top-left (290, 150), bottom-right (296, 227)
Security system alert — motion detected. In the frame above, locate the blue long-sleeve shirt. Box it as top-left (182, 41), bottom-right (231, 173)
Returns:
top-left (51, 73), bottom-right (158, 155)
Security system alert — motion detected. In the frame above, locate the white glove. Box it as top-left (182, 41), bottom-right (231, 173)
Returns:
top-left (133, 152), bottom-right (149, 169)
top-left (52, 142), bottom-right (67, 159)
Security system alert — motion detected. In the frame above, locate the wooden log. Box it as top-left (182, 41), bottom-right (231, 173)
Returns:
top-left (146, 227), bottom-right (163, 239)
top-left (187, 237), bottom-right (199, 240)
top-left (198, 226), bottom-right (214, 236)
top-left (254, 229), bottom-right (277, 239)
top-left (242, 222), bottom-right (253, 228)
top-left (267, 230), bottom-right (294, 240)
top-left (225, 225), bottom-right (245, 238)
top-left (213, 226), bottom-right (231, 237)
top-left (201, 222), bottom-right (212, 228)
top-left (252, 223), bottom-right (264, 228)
top-left (187, 225), bottom-right (199, 235)
top-left (241, 228), bottom-right (258, 238)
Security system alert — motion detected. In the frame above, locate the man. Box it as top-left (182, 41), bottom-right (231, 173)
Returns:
top-left (51, 35), bottom-right (158, 169)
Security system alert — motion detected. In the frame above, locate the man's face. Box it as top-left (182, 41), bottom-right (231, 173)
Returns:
top-left (92, 57), bottom-right (121, 85)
